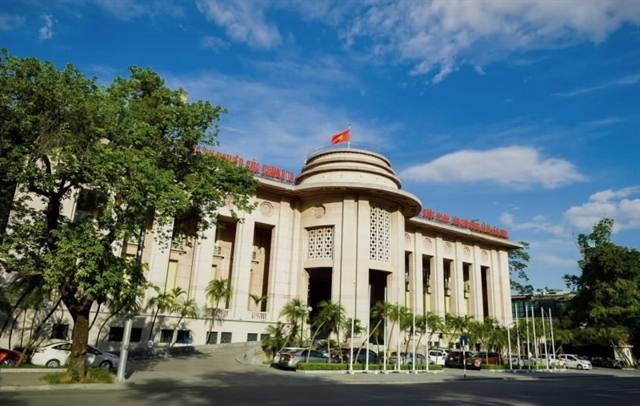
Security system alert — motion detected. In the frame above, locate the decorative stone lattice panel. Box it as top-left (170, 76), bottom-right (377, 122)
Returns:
top-left (307, 227), bottom-right (334, 259)
top-left (370, 203), bottom-right (390, 262)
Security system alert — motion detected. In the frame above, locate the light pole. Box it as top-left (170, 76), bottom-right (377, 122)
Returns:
top-left (116, 225), bottom-right (146, 382)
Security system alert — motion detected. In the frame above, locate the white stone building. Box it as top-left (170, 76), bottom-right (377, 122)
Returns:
top-left (0, 145), bottom-right (520, 351)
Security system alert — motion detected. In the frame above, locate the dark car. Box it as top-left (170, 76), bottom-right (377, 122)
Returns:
top-left (444, 351), bottom-right (470, 368)
top-left (0, 348), bottom-right (26, 366)
top-left (338, 348), bottom-right (379, 364)
top-left (465, 352), bottom-right (503, 370)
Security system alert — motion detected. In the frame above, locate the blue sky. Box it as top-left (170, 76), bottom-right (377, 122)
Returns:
top-left (2, 0), bottom-right (639, 291)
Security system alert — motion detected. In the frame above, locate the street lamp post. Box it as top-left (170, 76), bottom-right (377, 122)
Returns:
top-left (116, 225), bottom-right (146, 382)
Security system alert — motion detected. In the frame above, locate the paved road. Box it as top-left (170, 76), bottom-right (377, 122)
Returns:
top-left (1, 345), bottom-right (639, 406)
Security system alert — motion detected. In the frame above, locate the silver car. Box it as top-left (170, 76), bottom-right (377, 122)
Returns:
top-left (276, 349), bottom-right (328, 369)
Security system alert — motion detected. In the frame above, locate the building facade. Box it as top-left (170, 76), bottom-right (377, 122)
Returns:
top-left (0, 145), bottom-right (520, 351)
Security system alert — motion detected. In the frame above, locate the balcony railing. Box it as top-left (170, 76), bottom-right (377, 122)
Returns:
top-left (251, 311), bottom-right (267, 321)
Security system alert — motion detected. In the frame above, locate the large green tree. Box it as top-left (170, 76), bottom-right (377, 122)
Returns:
top-left (509, 241), bottom-right (533, 294)
top-left (0, 50), bottom-right (258, 378)
top-left (564, 218), bottom-right (640, 346)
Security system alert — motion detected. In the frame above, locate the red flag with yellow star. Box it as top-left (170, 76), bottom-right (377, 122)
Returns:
top-left (331, 128), bottom-right (351, 145)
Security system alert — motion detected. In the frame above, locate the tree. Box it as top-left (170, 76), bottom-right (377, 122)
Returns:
top-left (206, 278), bottom-right (232, 342)
top-left (280, 298), bottom-right (310, 347)
top-left (261, 322), bottom-right (288, 360)
top-left (0, 50), bottom-right (259, 378)
top-left (146, 287), bottom-right (176, 342)
top-left (509, 242), bottom-right (533, 294)
top-left (306, 300), bottom-right (345, 362)
top-left (171, 295), bottom-right (199, 347)
top-left (564, 219), bottom-right (640, 346)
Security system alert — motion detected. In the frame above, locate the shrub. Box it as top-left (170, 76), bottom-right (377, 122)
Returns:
top-left (41, 368), bottom-right (115, 384)
top-left (481, 364), bottom-right (506, 370)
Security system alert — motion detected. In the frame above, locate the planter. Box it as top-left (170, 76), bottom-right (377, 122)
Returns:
top-left (464, 290), bottom-right (470, 298)
top-left (424, 285), bottom-right (431, 294)
top-left (445, 288), bottom-right (451, 297)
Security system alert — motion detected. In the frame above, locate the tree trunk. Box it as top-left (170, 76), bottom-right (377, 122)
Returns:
top-left (67, 303), bottom-right (92, 378)
top-left (148, 309), bottom-right (160, 341)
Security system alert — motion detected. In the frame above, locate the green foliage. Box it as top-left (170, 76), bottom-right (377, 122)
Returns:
top-left (41, 367), bottom-right (115, 384)
top-left (509, 242), bottom-right (533, 294)
top-left (481, 364), bottom-right (506, 370)
top-left (261, 322), bottom-right (289, 358)
top-left (0, 50), bottom-right (258, 376)
top-left (565, 219), bottom-right (640, 344)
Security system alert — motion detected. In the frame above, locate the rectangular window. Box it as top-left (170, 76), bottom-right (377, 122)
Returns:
top-left (177, 330), bottom-right (192, 344)
top-left (247, 333), bottom-right (258, 342)
top-left (108, 327), bottom-right (142, 342)
top-left (108, 327), bottom-right (124, 342)
top-left (160, 329), bottom-right (173, 343)
top-left (51, 323), bottom-right (69, 340)
top-left (131, 328), bottom-right (142, 343)
top-left (220, 332), bottom-right (232, 343)
top-left (165, 260), bottom-right (178, 292)
top-left (260, 334), bottom-right (269, 341)
top-left (207, 332), bottom-right (218, 344)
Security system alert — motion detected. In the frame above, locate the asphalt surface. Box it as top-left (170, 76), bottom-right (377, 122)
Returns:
top-left (1, 344), bottom-right (639, 396)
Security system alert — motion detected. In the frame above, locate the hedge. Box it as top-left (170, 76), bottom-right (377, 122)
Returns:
top-left (296, 362), bottom-right (443, 371)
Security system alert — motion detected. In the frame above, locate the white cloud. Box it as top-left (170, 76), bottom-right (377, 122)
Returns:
top-left (335, 0), bottom-right (640, 83)
top-left (537, 254), bottom-right (578, 268)
top-left (93, 0), bottom-right (183, 20)
top-left (196, 0), bottom-right (282, 49)
top-left (564, 187), bottom-right (640, 232)
top-left (0, 14), bottom-right (26, 31)
top-left (500, 212), bottom-right (567, 237)
top-left (38, 14), bottom-right (54, 41)
top-left (554, 74), bottom-right (640, 97)
top-left (200, 35), bottom-right (229, 50)
top-left (399, 146), bottom-right (587, 189)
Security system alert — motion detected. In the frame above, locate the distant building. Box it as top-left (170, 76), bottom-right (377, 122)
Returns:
top-left (1, 144), bottom-right (521, 350)
top-left (511, 290), bottom-right (574, 319)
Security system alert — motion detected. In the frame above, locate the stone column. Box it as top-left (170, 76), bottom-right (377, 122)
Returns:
top-left (229, 217), bottom-right (255, 319)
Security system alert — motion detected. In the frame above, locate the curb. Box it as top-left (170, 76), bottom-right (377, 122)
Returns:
top-left (0, 382), bottom-right (130, 392)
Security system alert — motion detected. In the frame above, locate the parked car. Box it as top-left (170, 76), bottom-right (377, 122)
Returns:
top-left (530, 355), bottom-right (566, 368)
top-left (0, 348), bottom-right (26, 366)
top-left (428, 349), bottom-right (448, 366)
top-left (404, 352), bottom-right (430, 366)
top-left (444, 351), bottom-right (471, 368)
top-left (274, 347), bottom-right (305, 363)
top-left (558, 354), bottom-right (592, 370)
top-left (465, 352), bottom-right (503, 370)
top-left (31, 342), bottom-right (119, 369)
top-left (338, 348), bottom-right (379, 364)
top-left (276, 349), bottom-right (329, 369)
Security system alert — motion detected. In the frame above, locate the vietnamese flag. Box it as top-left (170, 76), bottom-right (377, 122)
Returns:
top-left (331, 128), bottom-right (351, 145)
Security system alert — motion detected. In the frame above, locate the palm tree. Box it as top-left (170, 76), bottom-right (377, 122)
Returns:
top-left (306, 300), bottom-right (345, 362)
top-left (146, 286), bottom-right (179, 341)
top-left (249, 294), bottom-right (268, 312)
top-left (205, 278), bottom-right (232, 343)
top-left (424, 312), bottom-right (445, 348)
top-left (280, 298), bottom-right (310, 347)
top-left (171, 296), bottom-right (200, 346)
top-left (261, 322), bottom-right (289, 360)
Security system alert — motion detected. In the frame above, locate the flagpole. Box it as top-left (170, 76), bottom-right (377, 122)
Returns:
top-left (525, 305), bottom-right (531, 370)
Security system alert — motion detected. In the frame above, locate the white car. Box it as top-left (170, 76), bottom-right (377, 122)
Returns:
top-left (31, 342), bottom-right (119, 369)
top-left (558, 354), bottom-right (591, 370)
top-left (428, 350), bottom-right (448, 366)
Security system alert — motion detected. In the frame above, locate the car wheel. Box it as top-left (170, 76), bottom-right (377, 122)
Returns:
top-left (2, 359), bottom-right (17, 366)
top-left (46, 359), bottom-right (61, 367)
top-left (99, 360), bottom-right (112, 369)
top-left (577, 364), bottom-right (583, 370)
